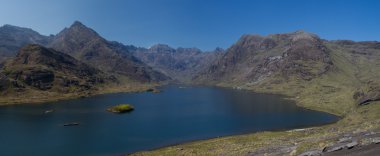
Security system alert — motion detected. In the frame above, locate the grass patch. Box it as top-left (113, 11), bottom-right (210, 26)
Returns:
top-left (107, 104), bottom-right (134, 113)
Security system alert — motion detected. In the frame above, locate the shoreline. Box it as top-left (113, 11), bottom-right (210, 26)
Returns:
top-left (128, 85), bottom-right (343, 155)
top-left (127, 117), bottom-right (340, 155)
top-left (0, 83), bottom-right (160, 106)
top-left (130, 83), bottom-right (380, 155)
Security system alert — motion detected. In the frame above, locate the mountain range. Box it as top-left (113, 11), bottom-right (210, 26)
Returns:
top-left (0, 21), bottom-right (380, 109)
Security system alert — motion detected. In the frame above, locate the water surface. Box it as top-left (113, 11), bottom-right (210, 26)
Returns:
top-left (0, 85), bottom-right (338, 156)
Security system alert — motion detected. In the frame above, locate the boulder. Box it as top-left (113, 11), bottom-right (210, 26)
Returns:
top-left (337, 137), bottom-right (352, 143)
top-left (372, 137), bottom-right (380, 144)
top-left (354, 81), bottom-right (380, 105)
top-left (346, 141), bottom-right (358, 149)
top-left (323, 144), bottom-right (346, 153)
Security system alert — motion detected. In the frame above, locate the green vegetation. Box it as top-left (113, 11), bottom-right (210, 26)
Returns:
top-left (107, 104), bottom-right (134, 113)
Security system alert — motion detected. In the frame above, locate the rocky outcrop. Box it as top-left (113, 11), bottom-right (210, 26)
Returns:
top-left (16, 68), bottom-right (54, 90)
top-left (354, 81), bottom-right (380, 105)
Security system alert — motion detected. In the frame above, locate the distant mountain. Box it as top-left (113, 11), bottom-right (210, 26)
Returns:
top-left (0, 21), bottom-right (224, 83)
top-left (0, 44), bottom-right (110, 93)
top-left (0, 24), bottom-right (50, 63)
top-left (133, 44), bottom-right (224, 82)
top-left (48, 21), bottom-right (168, 82)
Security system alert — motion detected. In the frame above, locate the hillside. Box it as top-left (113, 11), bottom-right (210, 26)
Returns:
top-left (0, 44), bottom-right (112, 100)
top-left (195, 30), bottom-right (332, 83)
top-left (0, 44), bottom-right (154, 104)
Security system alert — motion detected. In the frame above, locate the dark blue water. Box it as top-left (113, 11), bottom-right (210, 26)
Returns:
top-left (0, 85), bottom-right (338, 156)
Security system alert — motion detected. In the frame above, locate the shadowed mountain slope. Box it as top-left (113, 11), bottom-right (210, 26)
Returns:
top-left (1, 44), bottom-right (110, 93)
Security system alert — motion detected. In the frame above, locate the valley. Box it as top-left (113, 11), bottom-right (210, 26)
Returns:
top-left (1, 21), bottom-right (380, 155)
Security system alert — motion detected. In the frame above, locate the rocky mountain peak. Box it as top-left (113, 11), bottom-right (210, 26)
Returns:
top-left (0, 24), bottom-right (46, 38)
top-left (176, 47), bottom-right (202, 54)
top-left (1, 24), bottom-right (23, 30)
top-left (149, 44), bottom-right (176, 53)
top-left (213, 47), bottom-right (225, 53)
top-left (1, 24), bottom-right (30, 31)
top-left (55, 21), bottom-right (100, 41)
top-left (290, 30), bottom-right (320, 42)
top-left (71, 21), bottom-right (86, 28)
top-left (48, 21), bottom-right (104, 55)
top-left (68, 21), bottom-right (99, 37)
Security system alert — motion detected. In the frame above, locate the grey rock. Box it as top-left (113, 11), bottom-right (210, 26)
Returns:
top-left (343, 133), bottom-right (351, 137)
top-left (364, 132), bottom-right (375, 136)
top-left (346, 141), bottom-right (358, 149)
top-left (323, 144), bottom-right (346, 153)
top-left (338, 137), bottom-right (352, 143)
top-left (373, 137), bottom-right (380, 144)
top-left (297, 150), bottom-right (321, 156)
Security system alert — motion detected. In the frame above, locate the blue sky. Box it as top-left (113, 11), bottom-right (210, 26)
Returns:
top-left (0, 0), bottom-right (379, 50)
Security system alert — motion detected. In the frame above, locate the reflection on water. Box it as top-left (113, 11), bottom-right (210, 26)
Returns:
top-left (0, 85), bottom-right (338, 156)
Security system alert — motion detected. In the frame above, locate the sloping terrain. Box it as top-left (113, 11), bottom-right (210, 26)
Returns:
top-left (0, 44), bottom-right (156, 104)
top-left (195, 30), bottom-right (332, 84)
top-left (0, 44), bottom-right (110, 95)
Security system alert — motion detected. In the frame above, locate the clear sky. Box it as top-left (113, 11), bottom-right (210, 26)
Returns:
top-left (0, 0), bottom-right (379, 50)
